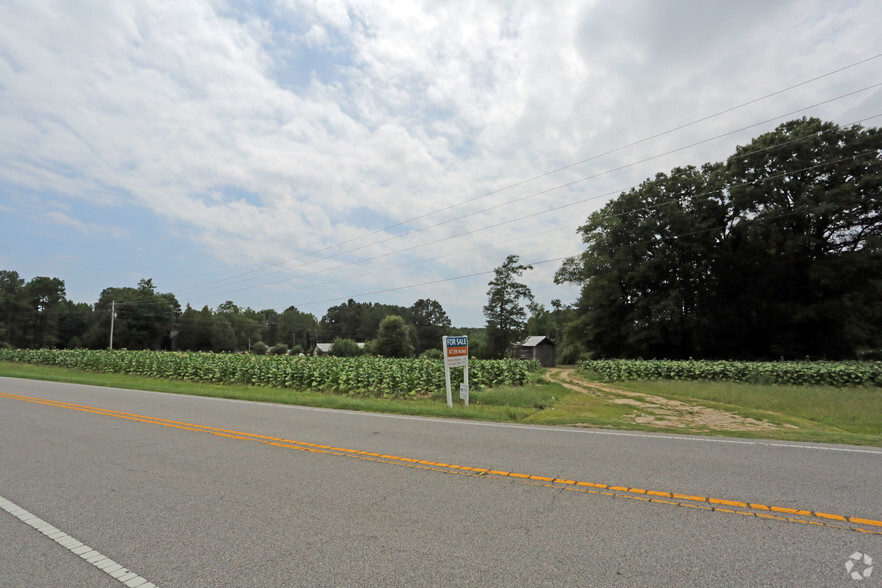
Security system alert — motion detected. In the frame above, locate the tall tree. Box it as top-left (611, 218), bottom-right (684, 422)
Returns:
top-left (374, 315), bottom-right (414, 358)
top-left (279, 306), bottom-right (318, 350)
top-left (176, 304), bottom-right (214, 351)
top-left (320, 299), bottom-right (410, 343)
top-left (0, 270), bottom-right (28, 346)
top-left (320, 299), bottom-right (365, 341)
top-left (215, 301), bottom-right (260, 350)
top-left (409, 298), bottom-right (452, 353)
top-left (719, 117), bottom-right (882, 358)
top-left (483, 255), bottom-right (534, 358)
top-left (96, 278), bottom-right (179, 350)
top-left (210, 315), bottom-right (237, 352)
top-left (251, 308), bottom-right (280, 345)
top-left (24, 276), bottom-right (66, 348)
top-left (557, 118), bottom-right (882, 359)
top-left (556, 164), bottom-right (727, 358)
top-left (57, 300), bottom-right (94, 349)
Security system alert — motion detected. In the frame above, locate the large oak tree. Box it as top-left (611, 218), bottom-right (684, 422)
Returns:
top-left (557, 118), bottom-right (882, 359)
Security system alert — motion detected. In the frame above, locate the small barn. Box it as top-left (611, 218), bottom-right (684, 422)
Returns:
top-left (512, 336), bottom-right (556, 367)
top-left (313, 343), bottom-right (333, 355)
top-left (313, 342), bottom-right (366, 355)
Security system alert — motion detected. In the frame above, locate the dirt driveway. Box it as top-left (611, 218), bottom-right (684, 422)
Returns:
top-left (547, 367), bottom-right (786, 432)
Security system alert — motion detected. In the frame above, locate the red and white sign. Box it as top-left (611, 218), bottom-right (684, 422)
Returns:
top-left (443, 336), bottom-right (469, 368)
top-left (442, 335), bottom-right (470, 407)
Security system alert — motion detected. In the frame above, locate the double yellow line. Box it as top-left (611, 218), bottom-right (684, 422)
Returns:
top-left (2, 390), bottom-right (880, 535)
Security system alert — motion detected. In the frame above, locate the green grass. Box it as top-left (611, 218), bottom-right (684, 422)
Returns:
top-left (2, 361), bottom-right (880, 446)
top-left (523, 392), bottom-right (637, 427)
top-left (610, 379), bottom-right (882, 436)
top-left (0, 361), bottom-right (559, 422)
top-left (595, 378), bottom-right (882, 446)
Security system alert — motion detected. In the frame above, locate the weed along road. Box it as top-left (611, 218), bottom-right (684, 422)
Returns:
top-left (1, 377), bottom-right (880, 586)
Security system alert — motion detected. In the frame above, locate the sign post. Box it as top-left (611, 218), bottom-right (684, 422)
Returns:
top-left (442, 335), bottom-right (469, 407)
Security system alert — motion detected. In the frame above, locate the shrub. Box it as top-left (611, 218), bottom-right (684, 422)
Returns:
top-left (374, 315), bottom-right (414, 358)
top-left (251, 341), bottom-right (268, 355)
top-left (419, 348), bottom-right (443, 360)
top-left (329, 338), bottom-right (362, 357)
top-left (268, 343), bottom-right (289, 356)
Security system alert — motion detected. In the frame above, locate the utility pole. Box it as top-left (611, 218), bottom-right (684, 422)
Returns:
top-left (109, 300), bottom-right (116, 350)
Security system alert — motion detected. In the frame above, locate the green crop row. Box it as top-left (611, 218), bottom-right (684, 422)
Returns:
top-left (0, 349), bottom-right (538, 398)
top-left (579, 359), bottom-right (882, 387)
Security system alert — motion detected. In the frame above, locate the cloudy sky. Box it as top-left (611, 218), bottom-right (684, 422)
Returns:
top-left (1, 0), bottom-right (881, 326)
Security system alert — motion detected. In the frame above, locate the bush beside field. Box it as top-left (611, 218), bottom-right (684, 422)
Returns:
top-left (579, 359), bottom-right (882, 387)
top-left (0, 349), bottom-right (538, 398)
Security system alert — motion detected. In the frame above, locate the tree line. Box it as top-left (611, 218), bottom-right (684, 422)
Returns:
top-left (0, 274), bottom-right (456, 357)
top-left (556, 117), bottom-right (882, 360)
top-left (3, 118), bottom-right (878, 361)
top-left (0, 263), bottom-right (547, 359)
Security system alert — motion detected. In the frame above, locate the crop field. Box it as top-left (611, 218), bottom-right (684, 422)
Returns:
top-left (579, 359), bottom-right (882, 387)
top-left (0, 349), bottom-right (537, 398)
top-left (2, 351), bottom-right (881, 445)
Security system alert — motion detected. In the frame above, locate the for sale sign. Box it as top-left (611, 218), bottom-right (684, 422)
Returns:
top-left (442, 335), bottom-right (470, 407)
top-left (444, 336), bottom-right (469, 368)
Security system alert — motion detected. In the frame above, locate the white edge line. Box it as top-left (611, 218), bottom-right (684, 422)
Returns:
top-left (0, 494), bottom-right (156, 587)
top-left (3, 377), bottom-right (881, 456)
top-left (126, 386), bottom-right (882, 455)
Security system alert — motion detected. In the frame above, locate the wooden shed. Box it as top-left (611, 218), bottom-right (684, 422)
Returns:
top-left (313, 342), bottom-right (366, 355)
top-left (512, 336), bottom-right (556, 367)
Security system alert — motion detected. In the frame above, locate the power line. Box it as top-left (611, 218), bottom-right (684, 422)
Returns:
top-left (46, 111), bottom-right (878, 317)
top-left (267, 148), bottom-right (882, 309)
top-left (181, 106), bottom-right (882, 302)
top-left (9, 141), bottom-right (880, 324)
top-left (180, 84), bottom-right (882, 300)
top-left (90, 112), bottom-right (881, 312)
top-left (174, 52), bottom-right (882, 295)
top-left (195, 222), bottom-right (586, 306)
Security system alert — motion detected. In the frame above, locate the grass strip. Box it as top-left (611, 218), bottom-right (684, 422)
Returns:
top-left (610, 379), bottom-right (882, 435)
top-left (2, 361), bottom-right (880, 446)
top-left (0, 361), bottom-right (554, 422)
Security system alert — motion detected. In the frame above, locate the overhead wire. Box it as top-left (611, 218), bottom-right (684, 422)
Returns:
top-left (7, 185), bottom-right (854, 337)
top-left (173, 53), bottom-right (882, 295)
top-left (179, 82), bottom-right (882, 300)
top-left (81, 110), bottom-right (882, 314)
top-left (12, 119), bottom-right (882, 324)
top-left (29, 78), bottom-right (879, 318)
top-left (256, 146), bottom-right (882, 309)
top-left (180, 99), bottom-right (882, 303)
top-left (11, 60), bottom-right (881, 344)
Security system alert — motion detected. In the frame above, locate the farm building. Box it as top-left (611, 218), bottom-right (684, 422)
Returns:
top-left (512, 336), bottom-right (556, 367)
top-left (313, 342), bottom-right (366, 355)
top-left (313, 343), bottom-right (333, 355)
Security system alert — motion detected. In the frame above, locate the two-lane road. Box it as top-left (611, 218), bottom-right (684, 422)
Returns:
top-left (1, 377), bottom-right (880, 586)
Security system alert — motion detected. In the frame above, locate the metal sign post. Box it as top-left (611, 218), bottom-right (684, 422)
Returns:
top-left (442, 336), bottom-right (469, 407)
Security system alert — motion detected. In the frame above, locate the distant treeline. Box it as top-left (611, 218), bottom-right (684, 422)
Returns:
top-left (3, 118), bottom-right (880, 361)
top-left (0, 274), bottom-right (457, 356)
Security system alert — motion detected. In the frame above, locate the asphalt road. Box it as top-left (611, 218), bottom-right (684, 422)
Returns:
top-left (1, 376), bottom-right (880, 587)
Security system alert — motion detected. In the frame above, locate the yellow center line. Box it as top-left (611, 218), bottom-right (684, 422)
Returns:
top-left (2, 390), bottom-right (880, 535)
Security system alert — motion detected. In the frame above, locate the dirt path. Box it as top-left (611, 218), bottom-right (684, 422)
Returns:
top-left (547, 368), bottom-right (783, 432)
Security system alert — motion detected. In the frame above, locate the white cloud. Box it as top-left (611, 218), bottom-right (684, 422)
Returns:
top-left (303, 23), bottom-right (330, 48)
top-left (1, 0), bottom-right (880, 322)
top-left (41, 210), bottom-right (129, 239)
